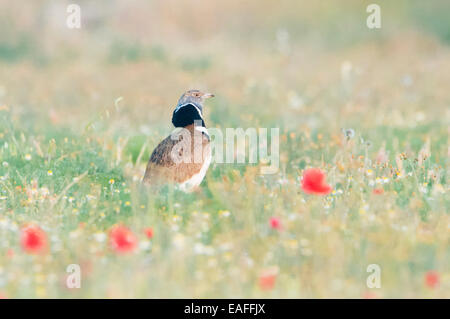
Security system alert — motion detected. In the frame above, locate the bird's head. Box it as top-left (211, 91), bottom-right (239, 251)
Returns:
top-left (172, 90), bottom-right (214, 128)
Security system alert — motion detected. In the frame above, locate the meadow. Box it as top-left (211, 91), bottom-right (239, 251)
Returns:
top-left (0, 0), bottom-right (448, 298)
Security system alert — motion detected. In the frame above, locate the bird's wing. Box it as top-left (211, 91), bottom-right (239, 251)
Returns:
top-left (172, 103), bottom-right (205, 127)
top-left (142, 135), bottom-right (177, 184)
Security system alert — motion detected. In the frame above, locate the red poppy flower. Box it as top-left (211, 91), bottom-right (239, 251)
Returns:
top-left (269, 217), bottom-right (281, 230)
top-left (424, 271), bottom-right (440, 289)
top-left (301, 168), bottom-right (332, 195)
top-left (259, 269), bottom-right (277, 291)
top-left (109, 225), bottom-right (137, 254)
top-left (20, 225), bottom-right (48, 254)
top-left (372, 188), bottom-right (384, 195)
top-left (144, 227), bottom-right (154, 239)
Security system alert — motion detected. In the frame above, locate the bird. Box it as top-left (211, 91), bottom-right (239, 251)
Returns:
top-left (142, 90), bottom-right (214, 192)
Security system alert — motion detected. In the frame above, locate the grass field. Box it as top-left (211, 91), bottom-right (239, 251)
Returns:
top-left (0, 0), bottom-right (449, 298)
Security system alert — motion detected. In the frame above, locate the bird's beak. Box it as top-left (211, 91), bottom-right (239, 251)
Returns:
top-left (203, 93), bottom-right (215, 99)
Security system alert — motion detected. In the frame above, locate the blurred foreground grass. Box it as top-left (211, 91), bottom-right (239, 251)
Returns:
top-left (0, 0), bottom-right (449, 298)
